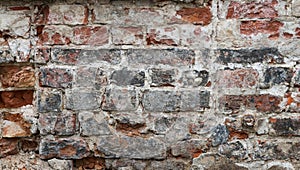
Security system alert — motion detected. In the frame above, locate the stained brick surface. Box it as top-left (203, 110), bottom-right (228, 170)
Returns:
top-left (0, 0), bottom-right (299, 169)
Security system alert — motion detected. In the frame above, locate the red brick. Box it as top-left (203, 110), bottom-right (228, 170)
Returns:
top-left (35, 48), bottom-right (50, 63)
top-left (240, 20), bottom-right (283, 35)
top-left (216, 68), bottom-right (258, 88)
top-left (0, 90), bottom-right (34, 108)
top-left (0, 138), bottom-right (19, 158)
top-left (0, 65), bottom-right (35, 88)
top-left (8, 6), bottom-right (30, 11)
top-left (47, 5), bottom-right (88, 25)
top-left (176, 7), bottom-right (212, 25)
top-left (38, 25), bottom-right (72, 45)
top-left (74, 157), bottom-right (106, 170)
top-left (20, 139), bottom-right (38, 152)
top-left (283, 32), bottom-right (293, 39)
top-left (2, 112), bottom-right (32, 137)
top-left (73, 26), bottom-right (109, 46)
top-left (39, 67), bottom-right (73, 88)
top-left (146, 26), bottom-right (179, 46)
top-left (296, 27), bottom-right (300, 38)
top-left (112, 27), bottom-right (143, 45)
top-left (227, 1), bottom-right (278, 19)
top-left (284, 92), bottom-right (300, 112)
top-left (220, 94), bottom-right (282, 113)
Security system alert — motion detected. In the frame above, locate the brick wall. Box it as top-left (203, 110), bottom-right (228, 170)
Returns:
top-left (0, 0), bottom-right (299, 169)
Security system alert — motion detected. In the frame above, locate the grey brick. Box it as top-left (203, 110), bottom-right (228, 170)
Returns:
top-left (110, 68), bottom-right (145, 87)
top-left (127, 49), bottom-right (195, 67)
top-left (97, 135), bottom-right (166, 159)
top-left (38, 89), bottom-right (62, 113)
top-left (66, 89), bottom-right (101, 110)
top-left (78, 111), bottom-right (112, 136)
top-left (217, 48), bottom-right (284, 65)
top-left (102, 88), bottom-right (137, 112)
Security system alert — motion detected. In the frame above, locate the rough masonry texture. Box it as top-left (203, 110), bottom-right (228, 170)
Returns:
top-left (0, 0), bottom-right (299, 169)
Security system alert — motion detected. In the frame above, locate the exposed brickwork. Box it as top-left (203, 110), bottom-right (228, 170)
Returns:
top-left (227, 1), bottom-right (278, 19)
top-left (240, 20), bottom-right (283, 36)
top-left (0, 0), bottom-right (299, 169)
top-left (0, 65), bottom-right (35, 88)
top-left (0, 90), bottom-right (33, 108)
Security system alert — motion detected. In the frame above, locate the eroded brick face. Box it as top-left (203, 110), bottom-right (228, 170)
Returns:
top-left (176, 7), bottom-right (212, 25)
top-left (240, 20), bottom-right (283, 36)
top-left (0, 90), bottom-right (33, 108)
top-left (227, 1), bottom-right (278, 19)
top-left (0, 65), bottom-right (35, 88)
top-left (0, 1), bottom-right (299, 170)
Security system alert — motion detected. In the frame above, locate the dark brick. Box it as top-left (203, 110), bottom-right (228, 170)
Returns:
top-left (149, 68), bottom-right (176, 87)
top-left (75, 66), bottom-right (107, 89)
top-left (96, 135), bottom-right (166, 159)
top-left (39, 112), bottom-right (76, 136)
top-left (217, 48), bottom-right (284, 65)
top-left (40, 137), bottom-right (90, 159)
top-left (38, 89), bottom-right (62, 113)
top-left (39, 67), bottom-right (73, 88)
top-left (219, 94), bottom-right (282, 113)
top-left (211, 124), bottom-right (229, 146)
top-left (143, 90), bottom-right (209, 112)
top-left (264, 67), bottom-right (293, 86)
top-left (0, 65), bottom-right (35, 88)
top-left (127, 49), bottom-right (195, 67)
top-left (51, 49), bottom-right (122, 65)
top-left (180, 90), bottom-right (210, 111)
top-left (0, 138), bottom-right (19, 158)
top-left (180, 70), bottom-right (209, 87)
top-left (269, 117), bottom-right (300, 136)
top-left (110, 68), bottom-right (145, 87)
top-left (102, 88), bottom-right (137, 112)
top-left (0, 90), bottom-right (33, 108)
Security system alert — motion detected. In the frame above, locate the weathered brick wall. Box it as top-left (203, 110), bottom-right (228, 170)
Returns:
top-left (0, 0), bottom-right (299, 169)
